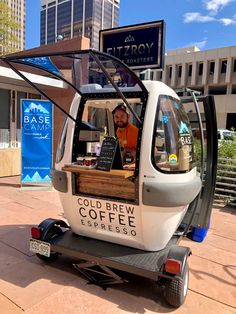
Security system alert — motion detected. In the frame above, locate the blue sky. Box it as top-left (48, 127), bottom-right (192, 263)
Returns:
top-left (26, 0), bottom-right (236, 51)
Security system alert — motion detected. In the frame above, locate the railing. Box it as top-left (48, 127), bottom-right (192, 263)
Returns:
top-left (214, 158), bottom-right (236, 207)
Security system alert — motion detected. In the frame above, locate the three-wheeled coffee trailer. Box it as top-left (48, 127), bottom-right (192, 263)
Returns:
top-left (1, 50), bottom-right (218, 307)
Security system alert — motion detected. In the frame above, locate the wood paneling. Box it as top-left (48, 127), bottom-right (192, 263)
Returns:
top-left (63, 167), bottom-right (136, 201)
top-left (0, 148), bottom-right (21, 177)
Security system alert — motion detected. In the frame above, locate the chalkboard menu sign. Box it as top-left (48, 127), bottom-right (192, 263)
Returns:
top-left (96, 137), bottom-right (123, 171)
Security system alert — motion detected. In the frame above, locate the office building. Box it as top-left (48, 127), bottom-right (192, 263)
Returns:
top-left (0, 0), bottom-right (26, 53)
top-left (40, 0), bottom-right (120, 49)
top-left (151, 46), bottom-right (236, 129)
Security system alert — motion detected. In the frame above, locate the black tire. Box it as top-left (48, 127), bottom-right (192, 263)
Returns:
top-left (36, 225), bottom-right (63, 262)
top-left (164, 262), bottom-right (189, 307)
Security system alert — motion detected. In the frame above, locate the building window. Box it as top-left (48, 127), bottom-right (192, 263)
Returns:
top-left (150, 71), bottom-right (154, 80)
top-left (169, 66), bottom-right (172, 79)
top-left (198, 63), bottom-right (203, 76)
top-left (226, 113), bottom-right (236, 130)
top-left (233, 59), bottom-right (236, 72)
top-left (221, 60), bottom-right (227, 73)
top-left (178, 65), bottom-right (182, 78)
top-left (0, 89), bottom-right (10, 148)
top-left (188, 64), bottom-right (192, 76)
top-left (209, 61), bottom-right (215, 75)
top-left (209, 85), bottom-right (227, 95)
top-left (232, 85), bottom-right (236, 94)
top-left (48, 1), bottom-right (56, 7)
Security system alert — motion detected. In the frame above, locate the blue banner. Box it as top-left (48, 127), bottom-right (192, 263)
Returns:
top-left (21, 99), bottom-right (53, 185)
top-left (21, 57), bottom-right (61, 75)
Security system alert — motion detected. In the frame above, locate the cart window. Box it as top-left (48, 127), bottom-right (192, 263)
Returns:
top-left (56, 117), bottom-right (68, 163)
top-left (73, 98), bottom-right (143, 164)
top-left (152, 96), bottom-right (194, 173)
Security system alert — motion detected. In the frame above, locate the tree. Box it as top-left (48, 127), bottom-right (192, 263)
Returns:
top-left (0, 0), bottom-right (21, 56)
top-left (218, 137), bottom-right (236, 162)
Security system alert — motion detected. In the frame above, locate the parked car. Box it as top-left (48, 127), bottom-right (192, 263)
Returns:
top-left (218, 129), bottom-right (235, 142)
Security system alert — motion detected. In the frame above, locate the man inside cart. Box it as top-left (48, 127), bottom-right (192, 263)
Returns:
top-left (112, 104), bottom-right (139, 165)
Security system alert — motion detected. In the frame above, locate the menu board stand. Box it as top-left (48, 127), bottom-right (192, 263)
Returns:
top-left (96, 137), bottom-right (123, 171)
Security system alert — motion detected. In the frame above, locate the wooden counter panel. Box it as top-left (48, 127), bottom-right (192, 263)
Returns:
top-left (62, 166), bottom-right (135, 201)
top-left (62, 165), bottom-right (136, 201)
top-left (76, 173), bottom-right (135, 201)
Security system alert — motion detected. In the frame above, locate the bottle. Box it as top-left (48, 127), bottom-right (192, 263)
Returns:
top-left (95, 143), bottom-right (101, 156)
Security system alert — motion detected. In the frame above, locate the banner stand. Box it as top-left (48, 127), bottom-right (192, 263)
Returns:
top-left (21, 99), bottom-right (53, 190)
top-left (20, 181), bottom-right (53, 191)
top-left (20, 185), bottom-right (53, 191)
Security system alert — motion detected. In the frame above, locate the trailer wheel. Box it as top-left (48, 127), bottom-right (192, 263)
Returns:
top-left (164, 262), bottom-right (189, 307)
top-left (36, 225), bottom-right (63, 262)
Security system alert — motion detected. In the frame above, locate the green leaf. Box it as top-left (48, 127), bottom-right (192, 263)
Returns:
top-left (0, 0), bottom-right (21, 55)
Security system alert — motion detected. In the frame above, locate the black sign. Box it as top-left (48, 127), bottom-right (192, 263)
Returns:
top-left (99, 20), bottom-right (165, 70)
top-left (96, 137), bottom-right (123, 171)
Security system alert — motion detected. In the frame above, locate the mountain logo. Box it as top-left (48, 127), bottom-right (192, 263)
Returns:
top-left (179, 121), bottom-right (189, 134)
top-left (24, 102), bottom-right (49, 114)
top-left (22, 171), bottom-right (51, 183)
top-left (124, 35), bottom-right (135, 43)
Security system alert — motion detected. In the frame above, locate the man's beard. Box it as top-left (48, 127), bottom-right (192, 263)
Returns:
top-left (116, 121), bottom-right (128, 128)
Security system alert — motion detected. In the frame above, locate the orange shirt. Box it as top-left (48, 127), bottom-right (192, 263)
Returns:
top-left (116, 123), bottom-right (138, 151)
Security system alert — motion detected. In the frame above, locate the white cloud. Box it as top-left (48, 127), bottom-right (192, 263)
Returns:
top-left (184, 12), bottom-right (216, 23)
top-left (183, 11), bottom-right (236, 26)
top-left (204, 0), bottom-right (235, 15)
top-left (219, 17), bottom-right (236, 25)
top-left (184, 38), bottom-right (208, 49)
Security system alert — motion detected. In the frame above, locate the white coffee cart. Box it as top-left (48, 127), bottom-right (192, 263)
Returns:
top-left (1, 50), bottom-right (218, 307)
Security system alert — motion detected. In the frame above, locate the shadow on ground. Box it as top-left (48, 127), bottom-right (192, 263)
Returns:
top-left (0, 223), bottom-right (178, 313)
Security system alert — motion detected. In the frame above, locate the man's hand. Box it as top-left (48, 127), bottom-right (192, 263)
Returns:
top-left (123, 163), bottom-right (135, 170)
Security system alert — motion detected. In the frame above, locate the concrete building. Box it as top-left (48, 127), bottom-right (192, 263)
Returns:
top-left (0, 0), bottom-right (26, 53)
top-left (152, 46), bottom-right (236, 129)
top-left (40, 0), bottom-right (120, 49)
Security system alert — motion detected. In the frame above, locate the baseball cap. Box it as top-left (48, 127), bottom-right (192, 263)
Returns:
top-left (112, 104), bottom-right (127, 115)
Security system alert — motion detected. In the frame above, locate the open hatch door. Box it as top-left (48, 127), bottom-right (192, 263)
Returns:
top-left (0, 49), bottom-right (147, 124)
top-left (179, 90), bottom-right (218, 230)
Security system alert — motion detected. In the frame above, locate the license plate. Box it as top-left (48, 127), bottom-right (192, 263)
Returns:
top-left (30, 238), bottom-right (51, 257)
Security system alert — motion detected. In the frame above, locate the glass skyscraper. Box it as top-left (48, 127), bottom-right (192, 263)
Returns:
top-left (40, 0), bottom-right (120, 49)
